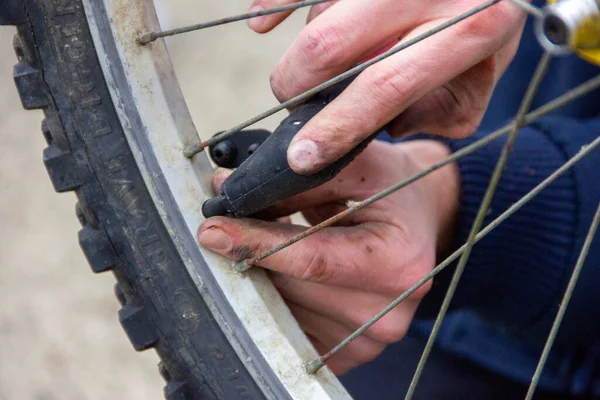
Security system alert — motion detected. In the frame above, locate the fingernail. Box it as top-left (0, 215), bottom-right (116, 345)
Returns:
top-left (288, 140), bottom-right (319, 173)
top-left (199, 227), bottom-right (232, 254)
top-left (248, 4), bottom-right (266, 31)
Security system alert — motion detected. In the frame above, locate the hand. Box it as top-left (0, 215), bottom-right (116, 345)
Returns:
top-left (246, 0), bottom-right (526, 174)
top-left (198, 140), bottom-right (459, 374)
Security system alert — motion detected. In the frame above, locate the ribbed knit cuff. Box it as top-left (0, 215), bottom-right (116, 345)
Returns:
top-left (527, 117), bottom-right (600, 346)
top-left (433, 125), bottom-right (578, 335)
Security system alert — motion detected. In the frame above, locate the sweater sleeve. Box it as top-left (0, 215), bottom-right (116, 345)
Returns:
top-left (421, 116), bottom-right (600, 346)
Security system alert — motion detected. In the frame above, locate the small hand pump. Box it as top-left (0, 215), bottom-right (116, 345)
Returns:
top-left (202, 78), bottom-right (382, 218)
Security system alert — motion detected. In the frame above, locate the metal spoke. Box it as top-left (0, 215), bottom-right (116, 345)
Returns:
top-left (184, 0), bottom-right (503, 158)
top-left (508, 0), bottom-right (543, 18)
top-left (306, 124), bottom-right (600, 375)
top-left (525, 203), bottom-right (600, 400)
top-left (137, 0), bottom-right (336, 44)
top-left (404, 51), bottom-right (552, 400)
top-left (235, 73), bottom-right (600, 272)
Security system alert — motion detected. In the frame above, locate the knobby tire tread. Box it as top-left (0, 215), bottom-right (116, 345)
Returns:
top-left (1, 0), bottom-right (268, 398)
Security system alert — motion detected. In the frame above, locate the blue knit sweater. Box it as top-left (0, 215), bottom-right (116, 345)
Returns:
top-left (345, 3), bottom-right (600, 397)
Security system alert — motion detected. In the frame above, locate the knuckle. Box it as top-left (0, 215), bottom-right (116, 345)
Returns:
top-left (462, 2), bottom-right (518, 41)
top-left (295, 251), bottom-right (333, 282)
top-left (408, 267), bottom-right (434, 297)
top-left (351, 309), bottom-right (379, 331)
top-left (387, 250), bottom-right (434, 296)
top-left (269, 66), bottom-right (290, 103)
top-left (362, 65), bottom-right (414, 112)
top-left (298, 24), bottom-right (346, 71)
top-left (411, 274), bottom-right (433, 298)
top-left (369, 319), bottom-right (407, 344)
top-left (353, 306), bottom-right (407, 345)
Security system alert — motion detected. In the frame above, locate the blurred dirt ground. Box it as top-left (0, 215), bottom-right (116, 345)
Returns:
top-left (0, 2), bottom-right (303, 399)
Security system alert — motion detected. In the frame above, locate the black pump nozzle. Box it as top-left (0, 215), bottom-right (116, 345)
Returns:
top-left (203, 77), bottom-right (382, 219)
top-left (202, 195), bottom-right (229, 218)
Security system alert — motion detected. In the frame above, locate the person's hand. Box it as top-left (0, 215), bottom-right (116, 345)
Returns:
top-left (246, 0), bottom-right (526, 174)
top-left (198, 140), bottom-right (459, 374)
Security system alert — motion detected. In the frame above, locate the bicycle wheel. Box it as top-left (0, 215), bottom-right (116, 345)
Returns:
top-left (2, 0), bottom-right (599, 399)
top-left (1, 0), bottom-right (346, 398)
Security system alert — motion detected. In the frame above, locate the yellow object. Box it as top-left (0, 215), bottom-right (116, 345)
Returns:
top-left (546, 0), bottom-right (600, 65)
top-left (574, 19), bottom-right (600, 64)
top-left (577, 49), bottom-right (600, 65)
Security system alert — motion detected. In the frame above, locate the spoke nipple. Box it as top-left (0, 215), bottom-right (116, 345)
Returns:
top-left (305, 358), bottom-right (325, 375)
top-left (233, 259), bottom-right (253, 273)
top-left (136, 32), bottom-right (156, 45)
top-left (183, 142), bottom-right (206, 159)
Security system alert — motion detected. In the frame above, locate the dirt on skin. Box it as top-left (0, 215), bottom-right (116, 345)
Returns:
top-left (0, 1), bottom-right (303, 399)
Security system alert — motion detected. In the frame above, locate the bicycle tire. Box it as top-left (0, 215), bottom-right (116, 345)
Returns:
top-left (1, 1), bottom-right (345, 399)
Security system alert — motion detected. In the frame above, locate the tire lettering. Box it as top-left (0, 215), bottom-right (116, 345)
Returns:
top-left (53, 0), bottom-right (76, 16)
